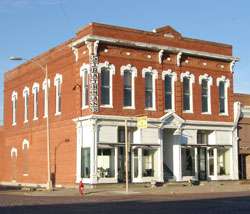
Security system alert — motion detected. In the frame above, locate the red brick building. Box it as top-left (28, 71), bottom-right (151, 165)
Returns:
top-left (0, 23), bottom-right (239, 187)
top-left (234, 93), bottom-right (250, 179)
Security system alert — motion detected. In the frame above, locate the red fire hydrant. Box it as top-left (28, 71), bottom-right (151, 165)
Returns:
top-left (79, 180), bottom-right (84, 196)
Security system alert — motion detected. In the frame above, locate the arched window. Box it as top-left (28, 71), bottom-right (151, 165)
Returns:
top-left (121, 64), bottom-right (137, 109)
top-left (216, 76), bottom-right (230, 115)
top-left (99, 62), bottom-right (115, 107)
top-left (11, 91), bottom-right (18, 126)
top-left (23, 87), bottom-right (29, 123)
top-left (10, 147), bottom-right (17, 181)
top-left (142, 67), bottom-right (157, 110)
top-left (22, 139), bottom-right (29, 176)
top-left (199, 74), bottom-right (213, 114)
top-left (180, 72), bottom-right (195, 113)
top-left (32, 83), bottom-right (39, 120)
top-left (54, 73), bottom-right (63, 115)
top-left (42, 79), bottom-right (50, 118)
top-left (80, 64), bottom-right (89, 108)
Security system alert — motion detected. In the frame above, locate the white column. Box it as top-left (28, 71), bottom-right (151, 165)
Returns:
top-left (173, 137), bottom-right (182, 181)
top-left (76, 121), bottom-right (82, 183)
top-left (90, 120), bottom-right (98, 184)
top-left (138, 148), bottom-right (143, 182)
top-left (158, 129), bottom-right (164, 182)
top-left (194, 147), bottom-right (198, 180)
top-left (214, 148), bottom-right (218, 180)
top-left (232, 130), bottom-right (239, 180)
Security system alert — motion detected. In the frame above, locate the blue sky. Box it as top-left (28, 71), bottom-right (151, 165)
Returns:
top-left (0, 0), bottom-right (250, 123)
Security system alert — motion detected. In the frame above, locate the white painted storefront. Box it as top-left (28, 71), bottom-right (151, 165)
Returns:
top-left (75, 112), bottom-right (239, 184)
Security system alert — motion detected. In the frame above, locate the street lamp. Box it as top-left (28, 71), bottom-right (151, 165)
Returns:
top-left (9, 56), bottom-right (52, 191)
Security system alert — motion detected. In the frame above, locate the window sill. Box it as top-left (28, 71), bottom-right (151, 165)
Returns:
top-left (55, 112), bottom-right (62, 116)
top-left (183, 110), bottom-right (193, 114)
top-left (201, 112), bottom-right (211, 115)
top-left (164, 109), bottom-right (175, 113)
top-left (24, 120), bottom-right (28, 124)
top-left (23, 174), bottom-right (29, 177)
top-left (12, 122), bottom-right (16, 126)
top-left (100, 105), bottom-right (113, 108)
top-left (43, 115), bottom-right (48, 119)
top-left (82, 105), bottom-right (89, 110)
top-left (33, 117), bottom-right (38, 121)
top-left (123, 106), bottom-right (135, 110)
top-left (145, 108), bottom-right (156, 111)
top-left (219, 113), bottom-right (228, 116)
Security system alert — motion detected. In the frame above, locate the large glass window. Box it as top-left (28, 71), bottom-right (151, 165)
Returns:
top-left (97, 148), bottom-right (115, 178)
top-left (217, 148), bottom-right (230, 176)
top-left (142, 149), bottom-right (155, 177)
top-left (82, 69), bottom-right (88, 107)
top-left (12, 93), bottom-right (17, 125)
top-left (208, 148), bottom-right (214, 176)
top-left (183, 77), bottom-right (190, 111)
top-left (201, 79), bottom-right (208, 113)
top-left (101, 68), bottom-right (111, 105)
top-left (145, 72), bottom-right (153, 108)
top-left (81, 148), bottom-right (90, 178)
top-left (165, 75), bottom-right (172, 110)
top-left (219, 81), bottom-right (225, 113)
top-left (55, 78), bottom-right (62, 114)
top-left (33, 87), bottom-right (39, 119)
top-left (181, 147), bottom-right (195, 176)
top-left (124, 70), bottom-right (132, 107)
top-left (133, 148), bottom-right (139, 178)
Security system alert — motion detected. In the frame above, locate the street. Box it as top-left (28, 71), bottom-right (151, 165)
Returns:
top-left (1, 191), bottom-right (250, 214)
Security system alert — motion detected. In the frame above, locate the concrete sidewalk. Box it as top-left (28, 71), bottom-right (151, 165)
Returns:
top-left (1, 181), bottom-right (250, 197)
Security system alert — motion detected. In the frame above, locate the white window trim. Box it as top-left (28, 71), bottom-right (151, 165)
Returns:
top-left (216, 76), bottom-right (230, 116)
top-left (80, 63), bottom-right (90, 109)
top-left (199, 74), bottom-right (213, 114)
top-left (42, 79), bottom-right (50, 118)
top-left (22, 139), bottom-right (29, 176)
top-left (54, 73), bottom-right (63, 116)
top-left (120, 64), bottom-right (137, 109)
top-left (180, 71), bottom-right (195, 113)
top-left (10, 147), bottom-right (17, 157)
top-left (142, 66), bottom-right (158, 111)
top-left (98, 61), bottom-right (115, 108)
top-left (162, 69), bottom-right (177, 112)
top-left (11, 91), bottom-right (18, 126)
top-left (32, 82), bottom-right (39, 120)
top-left (23, 86), bottom-right (30, 123)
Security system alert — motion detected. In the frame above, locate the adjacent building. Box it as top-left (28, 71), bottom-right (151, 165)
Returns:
top-left (234, 93), bottom-right (250, 179)
top-left (0, 23), bottom-right (239, 187)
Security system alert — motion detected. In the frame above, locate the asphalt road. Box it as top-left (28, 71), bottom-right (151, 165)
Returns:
top-left (1, 191), bottom-right (250, 214)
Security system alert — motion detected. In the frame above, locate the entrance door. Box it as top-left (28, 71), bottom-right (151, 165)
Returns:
top-left (198, 148), bottom-right (207, 180)
top-left (118, 147), bottom-right (132, 182)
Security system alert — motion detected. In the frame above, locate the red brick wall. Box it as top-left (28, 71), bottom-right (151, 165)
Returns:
top-left (0, 127), bottom-right (4, 181)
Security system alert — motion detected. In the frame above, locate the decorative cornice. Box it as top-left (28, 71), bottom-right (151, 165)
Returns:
top-left (72, 47), bottom-right (79, 62)
top-left (198, 73), bottom-right (213, 85)
top-left (120, 64), bottom-right (137, 77)
top-left (230, 60), bottom-right (236, 73)
top-left (158, 49), bottom-right (164, 64)
top-left (93, 40), bottom-right (99, 56)
top-left (180, 71), bottom-right (195, 83)
top-left (142, 66), bottom-right (158, 79)
top-left (162, 69), bottom-right (177, 81)
top-left (176, 52), bottom-right (182, 67)
top-left (71, 34), bottom-right (239, 63)
top-left (98, 61), bottom-right (115, 75)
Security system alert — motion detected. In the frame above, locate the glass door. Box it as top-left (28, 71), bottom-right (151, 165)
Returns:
top-left (198, 147), bottom-right (207, 180)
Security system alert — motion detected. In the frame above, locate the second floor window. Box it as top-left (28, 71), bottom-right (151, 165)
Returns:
top-left (201, 79), bottom-right (208, 113)
top-left (43, 79), bottom-right (50, 118)
top-left (219, 81), bottom-right (226, 114)
top-left (183, 77), bottom-right (190, 111)
top-left (11, 91), bottom-right (17, 125)
top-left (145, 72), bottom-right (153, 108)
top-left (54, 74), bottom-right (62, 115)
top-left (124, 70), bottom-right (132, 107)
top-left (32, 83), bottom-right (39, 120)
top-left (23, 87), bottom-right (29, 123)
top-left (82, 69), bottom-right (88, 107)
top-left (165, 75), bottom-right (172, 110)
top-left (101, 67), bottom-right (111, 105)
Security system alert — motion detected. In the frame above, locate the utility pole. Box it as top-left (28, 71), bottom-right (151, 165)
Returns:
top-left (125, 119), bottom-right (129, 193)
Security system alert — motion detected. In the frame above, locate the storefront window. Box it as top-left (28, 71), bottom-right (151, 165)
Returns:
top-left (97, 148), bottom-right (115, 178)
top-left (142, 149), bottom-right (155, 177)
top-left (81, 148), bottom-right (90, 178)
top-left (181, 147), bottom-right (195, 176)
top-left (208, 148), bottom-right (214, 176)
top-left (133, 148), bottom-right (139, 178)
top-left (217, 148), bottom-right (230, 176)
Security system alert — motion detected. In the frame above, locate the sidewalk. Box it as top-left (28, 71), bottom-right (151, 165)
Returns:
top-left (1, 181), bottom-right (250, 198)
